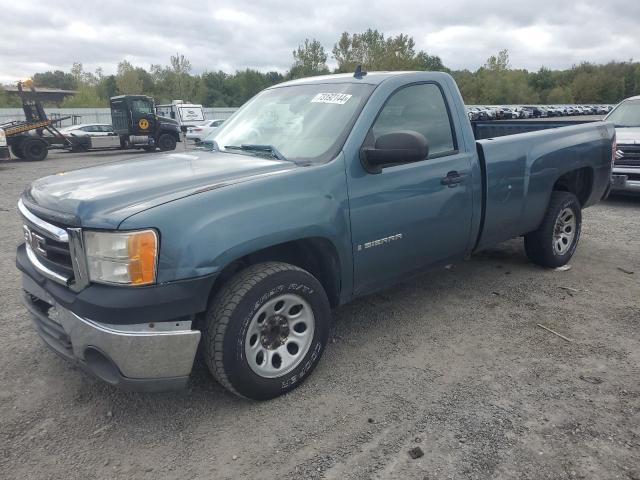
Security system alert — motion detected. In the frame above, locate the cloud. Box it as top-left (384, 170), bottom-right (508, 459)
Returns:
top-left (1, 0), bottom-right (639, 83)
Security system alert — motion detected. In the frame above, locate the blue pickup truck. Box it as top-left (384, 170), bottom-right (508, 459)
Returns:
top-left (17, 71), bottom-right (615, 399)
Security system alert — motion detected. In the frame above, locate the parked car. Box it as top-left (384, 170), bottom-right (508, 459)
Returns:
top-left (548, 106), bottom-right (564, 117)
top-left (58, 123), bottom-right (115, 136)
top-left (513, 107), bottom-right (531, 119)
top-left (522, 106), bottom-right (543, 118)
top-left (186, 119), bottom-right (225, 142)
top-left (16, 71), bottom-right (614, 399)
top-left (499, 107), bottom-right (517, 119)
top-left (481, 107), bottom-right (498, 119)
top-left (605, 96), bottom-right (640, 194)
top-left (470, 107), bottom-right (490, 121)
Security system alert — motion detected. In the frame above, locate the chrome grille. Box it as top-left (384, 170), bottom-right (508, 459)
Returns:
top-left (615, 144), bottom-right (640, 167)
top-left (23, 226), bottom-right (73, 273)
top-left (19, 199), bottom-right (89, 292)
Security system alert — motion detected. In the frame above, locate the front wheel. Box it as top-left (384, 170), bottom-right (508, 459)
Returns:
top-left (202, 262), bottom-right (330, 400)
top-left (157, 133), bottom-right (177, 151)
top-left (524, 191), bottom-right (582, 268)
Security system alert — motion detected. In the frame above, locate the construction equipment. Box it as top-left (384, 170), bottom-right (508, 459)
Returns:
top-left (0, 85), bottom-right (182, 161)
top-left (0, 82), bottom-right (73, 161)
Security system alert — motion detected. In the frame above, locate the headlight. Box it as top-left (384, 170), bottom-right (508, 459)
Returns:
top-left (84, 229), bottom-right (158, 286)
top-left (0, 128), bottom-right (6, 147)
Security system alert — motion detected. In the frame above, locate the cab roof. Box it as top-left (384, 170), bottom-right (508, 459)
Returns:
top-left (272, 71), bottom-right (450, 88)
top-left (110, 95), bottom-right (153, 101)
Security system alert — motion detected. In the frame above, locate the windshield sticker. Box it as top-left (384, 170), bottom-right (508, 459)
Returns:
top-left (311, 93), bottom-right (352, 105)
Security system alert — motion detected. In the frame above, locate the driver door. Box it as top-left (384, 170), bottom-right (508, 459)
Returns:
top-left (347, 82), bottom-right (475, 295)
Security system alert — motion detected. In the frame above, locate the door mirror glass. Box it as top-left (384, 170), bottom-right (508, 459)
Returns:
top-left (361, 130), bottom-right (429, 173)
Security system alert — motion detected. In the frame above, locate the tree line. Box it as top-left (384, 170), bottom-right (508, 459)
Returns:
top-left (2, 29), bottom-right (639, 108)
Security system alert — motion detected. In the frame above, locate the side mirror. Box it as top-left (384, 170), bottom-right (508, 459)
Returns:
top-left (361, 130), bottom-right (429, 174)
top-left (180, 125), bottom-right (188, 133)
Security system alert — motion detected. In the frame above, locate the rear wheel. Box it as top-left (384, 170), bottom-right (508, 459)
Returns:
top-left (10, 143), bottom-right (25, 159)
top-left (21, 138), bottom-right (48, 161)
top-left (157, 133), bottom-right (177, 151)
top-left (524, 191), bottom-right (582, 268)
top-left (202, 262), bottom-right (330, 400)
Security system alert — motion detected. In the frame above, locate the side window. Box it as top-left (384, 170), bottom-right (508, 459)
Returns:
top-left (371, 83), bottom-right (456, 158)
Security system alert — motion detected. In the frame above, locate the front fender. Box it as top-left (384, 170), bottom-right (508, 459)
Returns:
top-left (118, 154), bottom-right (353, 298)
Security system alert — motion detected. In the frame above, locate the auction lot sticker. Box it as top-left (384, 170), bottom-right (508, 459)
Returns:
top-left (138, 118), bottom-right (149, 129)
top-left (311, 93), bottom-right (352, 104)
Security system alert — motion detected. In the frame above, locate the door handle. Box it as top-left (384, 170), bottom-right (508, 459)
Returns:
top-left (441, 171), bottom-right (465, 187)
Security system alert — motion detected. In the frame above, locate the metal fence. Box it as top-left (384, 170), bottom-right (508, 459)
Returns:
top-left (0, 107), bottom-right (239, 127)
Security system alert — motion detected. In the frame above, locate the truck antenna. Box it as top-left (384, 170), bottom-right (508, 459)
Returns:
top-left (353, 65), bottom-right (367, 79)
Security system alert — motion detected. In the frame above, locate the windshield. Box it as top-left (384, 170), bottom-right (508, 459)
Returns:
top-left (213, 83), bottom-right (374, 163)
top-left (131, 99), bottom-right (154, 114)
top-left (606, 99), bottom-right (640, 127)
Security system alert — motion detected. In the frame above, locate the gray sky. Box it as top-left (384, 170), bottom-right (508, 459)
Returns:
top-left (2, 0), bottom-right (639, 84)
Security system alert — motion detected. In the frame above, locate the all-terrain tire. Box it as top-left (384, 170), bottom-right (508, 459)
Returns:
top-left (524, 191), bottom-right (582, 268)
top-left (202, 262), bottom-right (331, 400)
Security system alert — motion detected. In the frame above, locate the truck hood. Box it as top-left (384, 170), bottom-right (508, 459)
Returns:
top-left (615, 127), bottom-right (640, 144)
top-left (24, 151), bottom-right (295, 228)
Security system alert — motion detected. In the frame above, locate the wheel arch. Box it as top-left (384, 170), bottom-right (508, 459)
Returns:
top-left (157, 128), bottom-right (180, 142)
top-left (208, 237), bottom-right (342, 310)
top-left (552, 166), bottom-right (594, 206)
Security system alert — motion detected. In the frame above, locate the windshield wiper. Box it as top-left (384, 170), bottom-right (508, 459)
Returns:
top-left (224, 144), bottom-right (290, 162)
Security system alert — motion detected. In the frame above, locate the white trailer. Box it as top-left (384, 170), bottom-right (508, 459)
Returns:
top-left (155, 100), bottom-right (205, 128)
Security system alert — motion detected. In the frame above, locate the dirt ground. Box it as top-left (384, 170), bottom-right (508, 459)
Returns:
top-left (0, 148), bottom-right (638, 480)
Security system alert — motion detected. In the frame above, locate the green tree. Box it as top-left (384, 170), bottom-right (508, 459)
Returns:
top-left (0, 86), bottom-right (21, 107)
top-left (332, 29), bottom-right (442, 73)
top-left (485, 49), bottom-right (510, 71)
top-left (415, 51), bottom-right (445, 71)
top-left (97, 75), bottom-right (118, 100)
top-left (32, 70), bottom-right (77, 90)
top-left (170, 53), bottom-right (192, 99)
top-left (115, 60), bottom-right (143, 94)
top-left (289, 39), bottom-right (330, 79)
top-left (60, 84), bottom-right (105, 107)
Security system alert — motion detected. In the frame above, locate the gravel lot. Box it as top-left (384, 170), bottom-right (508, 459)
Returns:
top-left (0, 147), bottom-right (638, 480)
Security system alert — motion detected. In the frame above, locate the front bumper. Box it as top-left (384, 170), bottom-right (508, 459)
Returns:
top-left (611, 170), bottom-right (640, 193)
top-left (22, 272), bottom-right (201, 391)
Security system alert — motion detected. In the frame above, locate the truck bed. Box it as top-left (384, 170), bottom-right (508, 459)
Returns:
top-left (472, 119), bottom-right (597, 140)
top-left (473, 121), bottom-right (614, 251)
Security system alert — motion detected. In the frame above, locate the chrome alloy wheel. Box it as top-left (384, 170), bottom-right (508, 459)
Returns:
top-left (244, 294), bottom-right (315, 378)
top-left (553, 207), bottom-right (576, 255)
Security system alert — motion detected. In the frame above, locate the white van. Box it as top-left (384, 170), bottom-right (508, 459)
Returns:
top-left (155, 100), bottom-right (205, 128)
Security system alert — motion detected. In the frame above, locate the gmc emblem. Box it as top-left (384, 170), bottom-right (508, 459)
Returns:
top-left (23, 225), bottom-right (47, 257)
